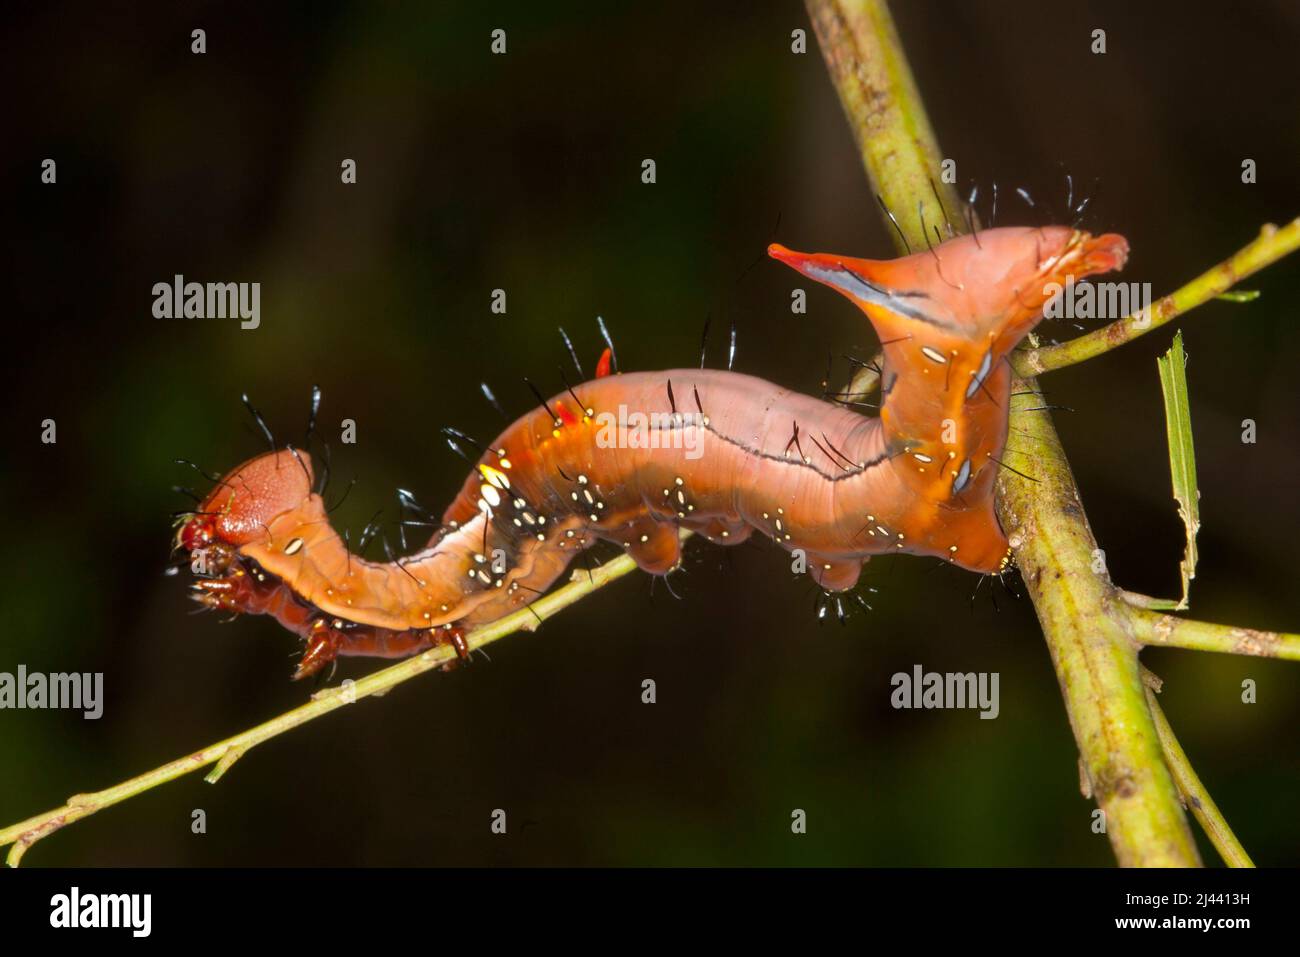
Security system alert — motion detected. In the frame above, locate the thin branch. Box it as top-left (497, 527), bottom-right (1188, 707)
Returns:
top-left (0, 535), bottom-right (685, 866)
top-left (1141, 669), bottom-right (1254, 867)
top-left (1118, 589), bottom-right (1180, 610)
top-left (1016, 218), bottom-right (1300, 375)
top-left (1129, 609), bottom-right (1300, 661)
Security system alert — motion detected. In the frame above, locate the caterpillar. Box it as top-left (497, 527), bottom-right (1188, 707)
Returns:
top-left (175, 225), bottom-right (1128, 678)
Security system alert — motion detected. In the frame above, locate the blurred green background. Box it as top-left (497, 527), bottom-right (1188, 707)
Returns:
top-left (4, 0), bottom-right (1299, 865)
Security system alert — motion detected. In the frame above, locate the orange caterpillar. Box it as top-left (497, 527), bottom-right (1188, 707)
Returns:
top-left (176, 226), bottom-right (1128, 678)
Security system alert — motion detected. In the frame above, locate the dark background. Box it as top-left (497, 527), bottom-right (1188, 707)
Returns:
top-left (3, 1), bottom-right (1298, 866)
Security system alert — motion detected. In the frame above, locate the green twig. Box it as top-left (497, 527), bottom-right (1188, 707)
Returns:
top-left (0, 537), bottom-right (680, 866)
top-left (1142, 669), bottom-right (1254, 867)
top-left (1129, 610), bottom-right (1300, 661)
top-left (1015, 219), bottom-right (1300, 375)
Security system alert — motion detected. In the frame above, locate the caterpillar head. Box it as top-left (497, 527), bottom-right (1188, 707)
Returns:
top-left (177, 449), bottom-right (315, 554)
top-left (769, 226), bottom-right (1129, 356)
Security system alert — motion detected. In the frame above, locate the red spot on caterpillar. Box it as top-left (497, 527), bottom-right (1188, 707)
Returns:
top-left (177, 226), bottom-right (1129, 678)
top-left (554, 399), bottom-right (579, 426)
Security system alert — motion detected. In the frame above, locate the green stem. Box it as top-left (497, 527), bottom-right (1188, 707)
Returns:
top-left (804, 0), bottom-right (962, 254)
top-left (1142, 670), bottom-right (1254, 867)
top-left (996, 390), bottom-right (1200, 865)
top-left (807, 0), bottom-right (1200, 865)
top-left (0, 538), bottom-right (678, 866)
top-left (1016, 218), bottom-right (1300, 375)
top-left (1129, 610), bottom-right (1300, 661)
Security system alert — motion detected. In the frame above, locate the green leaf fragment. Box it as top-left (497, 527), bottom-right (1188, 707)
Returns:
top-left (1156, 330), bottom-right (1200, 611)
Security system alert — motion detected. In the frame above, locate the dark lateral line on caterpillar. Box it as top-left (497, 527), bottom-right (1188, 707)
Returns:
top-left (811, 260), bottom-right (952, 330)
top-left (645, 411), bottom-right (886, 483)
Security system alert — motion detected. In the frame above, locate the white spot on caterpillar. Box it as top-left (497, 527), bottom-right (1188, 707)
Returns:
top-left (283, 538), bottom-right (304, 555)
top-left (478, 463), bottom-right (510, 489)
top-left (921, 346), bottom-right (947, 364)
